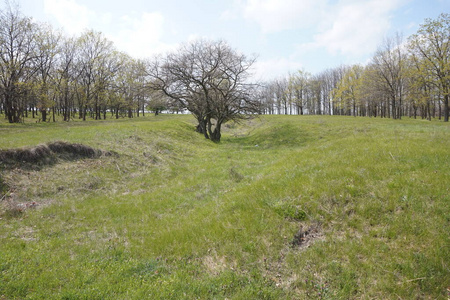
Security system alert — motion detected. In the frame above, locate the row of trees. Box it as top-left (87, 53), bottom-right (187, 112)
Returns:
top-left (0, 5), bottom-right (153, 124)
top-left (0, 5), bottom-right (448, 142)
top-left (0, 5), bottom-right (259, 141)
top-left (259, 13), bottom-right (449, 121)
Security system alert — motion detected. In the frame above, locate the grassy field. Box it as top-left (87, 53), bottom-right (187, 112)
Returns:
top-left (0, 114), bottom-right (449, 299)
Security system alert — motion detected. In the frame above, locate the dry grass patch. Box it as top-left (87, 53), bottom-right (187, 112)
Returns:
top-left (0, 141), bottom-right (111, 170)
top-left (0, 141), bottom-right (115, 218)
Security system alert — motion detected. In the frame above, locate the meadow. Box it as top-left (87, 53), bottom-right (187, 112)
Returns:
top-left (0, 114), bottom-right (449, 299)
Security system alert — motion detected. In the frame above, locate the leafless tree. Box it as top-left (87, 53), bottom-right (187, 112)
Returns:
top-left (147, 39), bottom-right (259, 142)
top-left (54, 36), bottom-right (78, 121)
top-left (371, 34), bottom-right (406, 119)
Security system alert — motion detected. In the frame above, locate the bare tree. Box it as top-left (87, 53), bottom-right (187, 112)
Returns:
top-left (54, 36), bottom-right (78, 121)
top-left (147, 40), bottom-right (258, 142)
top-left (371, 34), bottom-right (406, 119)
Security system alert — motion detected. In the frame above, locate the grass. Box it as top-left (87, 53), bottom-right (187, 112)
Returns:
top-left (0, 114), bottom-right (449, 299)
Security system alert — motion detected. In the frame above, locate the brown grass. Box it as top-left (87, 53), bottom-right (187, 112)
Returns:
top-left (0, 141), bottom-right (111, 169)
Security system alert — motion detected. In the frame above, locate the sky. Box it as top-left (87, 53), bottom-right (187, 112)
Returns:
top-left (4, 0), bottom-right (450, 81)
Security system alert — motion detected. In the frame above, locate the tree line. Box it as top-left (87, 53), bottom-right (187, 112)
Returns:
top-left (259, 13), bottom-right (449, 122)
top-left (0, 4), bottom-right (448, 141)
top-left (0, 4), bottom-right (153, 123)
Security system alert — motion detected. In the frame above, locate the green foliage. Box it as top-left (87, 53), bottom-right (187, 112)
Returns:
top-left (332, 64), bottom-right (364, 114)
top-left (272, 199), bottom-right (307, 221)
top-left (408, 13), bottom-right (450, 121)
top-left (0, 114), bottom-right (448, 299)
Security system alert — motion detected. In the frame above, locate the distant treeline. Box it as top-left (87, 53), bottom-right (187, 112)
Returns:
top-left (0, 4), bottom-right (167, 123)
top-left (0, 3), bottom-right (448, 123)
top-left (259, 13), bottom-right (449, 121)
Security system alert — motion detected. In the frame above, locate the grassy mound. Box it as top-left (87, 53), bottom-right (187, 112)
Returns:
top-left (0, 115), bottom-right (448, 299)
top-left (0, 144), bottom-right (55, 166)
top-left (0, 141), bottom-right (110, 169)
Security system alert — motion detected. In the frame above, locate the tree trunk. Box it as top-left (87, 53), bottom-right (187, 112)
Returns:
top-left (196, 117), bottom-right (209, 139)
top-left (41, 109), bottom-right (47, 122)
top-left (82, 105), bottom-right (87, 121)
top-left (5, 94), bottom-right (21, 123)
top-left (210, 121), bottom-right (222, 142)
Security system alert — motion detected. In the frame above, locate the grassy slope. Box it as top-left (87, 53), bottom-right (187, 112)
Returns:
top-left (0, 115), bottom-right (448, 299)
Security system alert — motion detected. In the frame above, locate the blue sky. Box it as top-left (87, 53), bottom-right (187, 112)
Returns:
top-left (7, 0), bottom-right (450, 80)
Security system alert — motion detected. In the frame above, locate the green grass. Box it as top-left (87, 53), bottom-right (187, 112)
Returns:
top-left (0, 114), bottom-right (449, 299)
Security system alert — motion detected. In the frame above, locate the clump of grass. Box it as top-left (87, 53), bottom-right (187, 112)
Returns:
top-left (2, 199), bottom-right (24, 219)
top-left (47, 141), bottom-right (107, 159)
top-left (0, 175), bottom-right (7, 196)
top-left (0, 144), bottom-right (55, 167)
top-left (273, 202), bottom-right (307, 221)
top-left (229, 167), bottom-right (244, 182)
top-left (0, 141), bottom-right (110, 169)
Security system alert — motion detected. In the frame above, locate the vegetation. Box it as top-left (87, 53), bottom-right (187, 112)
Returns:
top-left (261, 14), bottom-right (449, 121)
top-left (0, 114), bottom-right (448, 299)
top-left (148, 40), bottom-right (259, 142)
top-left (0, 2), bottom-right (448, 298)
top-left (1, 4), bottom-right (448, 130)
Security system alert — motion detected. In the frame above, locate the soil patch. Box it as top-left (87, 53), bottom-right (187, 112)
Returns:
top-left (291, 222), bottom-right (322, 249)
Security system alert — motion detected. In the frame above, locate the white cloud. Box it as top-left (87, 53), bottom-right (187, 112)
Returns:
top-left (110, 12), bottom-right (177, 59)
top-left (292, 0), bottom-right (407, 58)
top-left (241, 0), bottom-right (327, 33)
top-left (43, 0), bottom-right (176, 59)
top-left (311, 0), bottom-right (404, 56)
top-left (238, 0), bottom-right (406, 57)
top-left (252, 57), bottom-right (303, 81)
top-left (43, 0), bottom-right (95, 36)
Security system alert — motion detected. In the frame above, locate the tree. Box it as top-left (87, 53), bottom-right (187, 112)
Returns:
top-left (332, 64), bottom-right (364, 116)
top-left (76, 30), bottom-right (116, 121)
top-left (287, 70), bottom-right (310, 115)
top-left (54, 36), bottom-right (78, 121)
top-left (404, 52), bottom-right (435, 120)
top-left (33, 23), bottom-right (61, 122)
top-left (256, 81), bottom-right (275, 114)
top-left (148, 39), bottom-right (258, 142)
top-left (409, 13), bottom-right (450, 122)
top-left (111, 53), bottom-right (143, 119)
top-left (371, 34), bottom-right (406, 119)
top-left (271, 78), bottom-right (287, 114)
top-left (0, 3), bottom-right (38, 123)
top-left (308, 75), bottom-right (323, 115)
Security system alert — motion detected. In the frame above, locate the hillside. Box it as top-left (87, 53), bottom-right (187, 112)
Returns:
top-left (0, 115), bottom-right (449, 299)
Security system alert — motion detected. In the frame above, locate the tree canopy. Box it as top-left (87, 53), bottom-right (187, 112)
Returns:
top-left (147, 40), bottom-right (259, 142)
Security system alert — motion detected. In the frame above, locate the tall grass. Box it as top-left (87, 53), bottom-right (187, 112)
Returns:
top-left (0, 114), bottom-right (448, 299)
